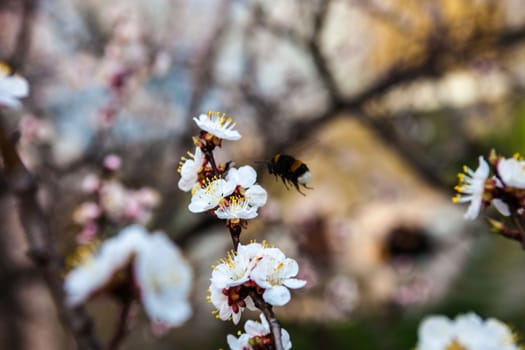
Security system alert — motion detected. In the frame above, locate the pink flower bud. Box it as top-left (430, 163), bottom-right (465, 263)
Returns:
top-left (104, 154), bottom-right (122, 171)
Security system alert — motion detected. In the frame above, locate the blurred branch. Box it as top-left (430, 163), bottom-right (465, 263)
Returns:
top-left (251, 3), bottom-right (307, 47)
top-left (186, 0), bottom-right (232, 118)
top-left (0, 115), bottom-right (101, 350)
top-left (7, 0), bottom-right (37, 72)
top-left (256, 11), bottom-right (525, 189)
top-left (249, 290), bottom-right (284, 350)
top-left (108, 299), bottom-right (132, 350)
top-left (308, 0), bottom-right (339, 100)
top-left (350, 0), bottom-right (413, 35)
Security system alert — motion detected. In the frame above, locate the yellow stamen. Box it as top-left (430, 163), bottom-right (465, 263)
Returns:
top-left (0, 62), bottom-right (11, 76)
top-left (64, 240), bottom-right (100, 272)
top-left (444, 340), bottom-right (467, 350)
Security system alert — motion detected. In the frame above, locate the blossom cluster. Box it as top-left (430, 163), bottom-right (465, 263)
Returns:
top-left (453, 152), bottom-right (525, 220)
top-left (227, 313), bottom-right (292, 350)
top-left (74, 154), bottom-right (160, 243)
top-left (178, 111), bottom-right (267, 223)
top-left (416, 312), bottom-right (520, 350)
top-left (64, 225), bottom-right (193, 327)
top-left (208, 242), bottom-right (306, 325)
top-left (179, 111), bottom-right (305, 349)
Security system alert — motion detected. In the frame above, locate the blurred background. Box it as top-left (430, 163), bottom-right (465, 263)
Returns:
top-left (1, 0), bottom-right (525, 349)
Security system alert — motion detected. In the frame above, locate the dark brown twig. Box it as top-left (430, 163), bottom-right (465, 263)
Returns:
top-left (7, 0), bottom-right (37, 72)
top-left (0, 115), bottom-right (101, 350)
top-left (511, 213), bottom-right (525, 249)
top-left (248, 290), bottom-right (284, 350)
top-left (108, 299), bottom-right (133, 350)
top-left (228, 224), bottom-right (241, 251)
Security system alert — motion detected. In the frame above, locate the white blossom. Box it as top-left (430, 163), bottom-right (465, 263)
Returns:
top-left (498, 156), bottom-right (525, 189)
top-left (226, 166), bottom-right (258, 189)
top-left (209, 242), bottom-right (306, 322)
top-left (416, 313), bottom-right (520, 350)
top-left (210, 245), bottom-right (261, 289)
top-left (209, 285), bottom-right (256, 325)
top-left (245, 184), bottom-right (268, 208)
top-left (226, 166), bottom-right (268, 208)
top-left (193, 112), bottom-right (241, 141)
top-left (65, 225), bottom-right (193, 328)
top-left (135, 232), bottom-right (193, 327)
top-left (215, 197), bottom-right (258, 220)
top-left (0, 63), bottom-right (29, 109)
top-left (178, 147), bottom-right (205, 192)
top-left (250, 248), bottom-right (307, 306)
top-left (227, 313), bottom-right (292, 350)
top-left (211, 260), bottom-right (251, 289)
top-left (188, 178), bottom-right (236, 213)
top-left (226, 332), bottom-right (251, 350)
top-left (64, 225), bottom-right (147, 306)
top-left (453, 156), bottom-right (489, 220)
top-left (208, 244), bottom-right (264, 324)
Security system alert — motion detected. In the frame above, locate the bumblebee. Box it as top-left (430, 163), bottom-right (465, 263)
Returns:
top-left (267, 154), bottom-right (312, 195)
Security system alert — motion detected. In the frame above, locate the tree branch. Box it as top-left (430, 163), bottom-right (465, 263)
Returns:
top-left (7, 0), bottom-right (37, 72)
top-left (0, 115), bottom-right (101, 350)
top-left (248, 290), bottom-right (284, 350)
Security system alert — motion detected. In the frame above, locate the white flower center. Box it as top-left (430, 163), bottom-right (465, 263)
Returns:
top-left (147, 270), bottom-right (182, 294)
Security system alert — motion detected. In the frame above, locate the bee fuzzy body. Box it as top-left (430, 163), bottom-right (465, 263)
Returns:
top-left (268, 154), bottom-right (312, 195)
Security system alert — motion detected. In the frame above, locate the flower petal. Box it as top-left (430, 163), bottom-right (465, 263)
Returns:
top-left (262, 286), bottom-right (291, 306)
top-left (245, 185), bottom-right (267, 207)
top-left (237, 165), bottom-right (257, 188)
top-left (283, 278), bottom-right (307, 289)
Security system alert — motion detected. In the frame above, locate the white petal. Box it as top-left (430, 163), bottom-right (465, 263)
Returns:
top-left (0, 95), bottom-right (21, 108)
top-left (232, 310), bottom-right (242, 325)
top-left (464, 197), bottom-right (482, 220)
top-left (244, 318), bottom-right (268, 336)
top-left (178, 176), bottom-right (196, 192)
top-left (416, 316), bottom-right (454, 350)
top-left (283, 278), bottom-right (307, 289)
top-left (262, 286), bottom-right (291, 306)
top-left (245, 185), bottom-right (267, 207)
top-left (281, 328), bottom-right (292, 350)
top-left (237, 166), bottom-right (257, 188)
top-left (280, 258), bottom-right (299, 278)
top-left (492, 199), bottom-right (511, 216)
top-left (245, 296), bottom-right (257, 311)
top-left (134, 232), bottom-right (193, 327)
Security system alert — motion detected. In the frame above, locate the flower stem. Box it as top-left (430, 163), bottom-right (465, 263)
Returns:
top-left (248, 290), bottom-right (284, 350)
top-left (511, 213), bottom-right (525, 250)
top-left (108, 299), bottom-right (132, 350)
top-left (202, 146), bottom-right (219, 176)
top-left (228, 223), bottom-right (241, 251)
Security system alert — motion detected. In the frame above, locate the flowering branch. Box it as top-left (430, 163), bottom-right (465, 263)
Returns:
top-left (181, 112), bottom-right (304, 350)
top-left (0, 114), bottom-right (102, 350)
top-left (454, 151), bottom-right (525, 249)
